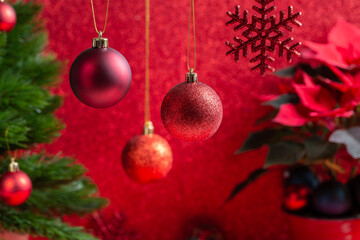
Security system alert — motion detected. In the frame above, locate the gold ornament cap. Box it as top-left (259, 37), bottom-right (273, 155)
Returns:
top-left (185, 68), bottom-right (198, 83)
top-left (9, 157), bottom-right (19, 172)
top-left (92, 31), bottom-right (109, 48)
top-left (143, 121), bottom-right (154, 135)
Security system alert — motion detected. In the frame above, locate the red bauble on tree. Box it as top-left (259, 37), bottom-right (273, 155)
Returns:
top-left (0, 1), bottom-right (17, 33)
top-left (70, 35), bottom-right (131, 108)
top-left (0, 159), bottom-right (32, 206)
top-left (161, 71), bottom-right (223, 142)
top-left (122, 122), bottom-right (173, 184)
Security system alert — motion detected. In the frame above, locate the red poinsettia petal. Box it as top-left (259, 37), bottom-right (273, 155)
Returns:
top-left (303, 41), bottom-right (349, 68)
top-left (327, 64), bottom-right (353, 85)
top-left (320, 78), bottom-right (349, 92)
top-left (293, 84), bottom-right (337, 112)
top-left (328, 19), bottom-right (360, 49)
top-left (310, 109), bottom-right (354, 118)
top-left (273, 103), bottom-right (310, 126)
top-left (302, 73), bottom-right (315, 87)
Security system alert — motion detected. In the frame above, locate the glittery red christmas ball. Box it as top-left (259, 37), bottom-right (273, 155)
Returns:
top-left (161, 82), bottom-right (223, 142)
top-left (283, 184), bottom-right (311, 211)
top-left (122, 134), bottom-right (173, 184)
top-left (70, 46), bottom-right (131, 108)
top-left (0, 2), bottom-right (16, 33)
top-left (0, 171), bottom-right (32, 206)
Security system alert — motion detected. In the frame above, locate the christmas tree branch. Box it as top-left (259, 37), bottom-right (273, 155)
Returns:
top-left (0, 207), bottom-right (98, 240)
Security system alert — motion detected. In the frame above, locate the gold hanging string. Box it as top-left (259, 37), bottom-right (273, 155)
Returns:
top-left (144, 0), bottom-right (151, 123)
top-left (187, 0), bottom-right (196, 71)
top-left (90, 0), bottom-right (110, 35)
top-left (4, 127), bottom-right (17, 160)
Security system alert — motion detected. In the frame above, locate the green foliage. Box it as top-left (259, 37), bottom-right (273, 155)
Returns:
top-left (235, 128), bottom-right (295, 154)
top-left (227, 168), bottom-right (268, 201)
top-left (0, 1), bottom-right (62, 153)
top-left (304, 136), bottom-right (339, 162)
top-left (263, 94), bottom-right (299, 109)
top-left (0, 1), bottom-right (107, 239)
top-left (0, 207), bottom-right (97, 240)
top-left (265, 140), bottom-right (305, 167)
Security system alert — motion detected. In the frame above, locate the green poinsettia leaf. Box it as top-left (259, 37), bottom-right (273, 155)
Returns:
top-left (236, 128), bottom-right (294, 154)
top-left (265, 140), bottom-right (305, 167)
top-left (263, 94), bottom-right (299, 109)
top-left (255, 110), bottom-right (279, 125)
top-left (329, 127), bottom-right (360, 159)
top-left (303, 136), bottom-right (339, 162)
top-left (273, 66), bottom-right (298, 78)
top-left (227, 168), bottom-right (268, 202)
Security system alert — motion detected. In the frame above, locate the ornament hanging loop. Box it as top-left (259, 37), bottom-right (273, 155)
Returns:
top-left (90, 0), bottom-right (110, 34)
top-left (143, 121), bottom-right (154, 135)
top-left (187, 0), bottom-right (196, 71)
top-left (186, 68), bottom-right (198, 83)
top-left (9, 157), bottom-right (19, 172)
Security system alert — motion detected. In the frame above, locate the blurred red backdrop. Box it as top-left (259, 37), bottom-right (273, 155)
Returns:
top-left (35, 0), bottom-right (360, 239)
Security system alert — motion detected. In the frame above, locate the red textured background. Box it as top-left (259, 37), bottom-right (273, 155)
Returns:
top-left (36, 0), bottom-right (360, 239)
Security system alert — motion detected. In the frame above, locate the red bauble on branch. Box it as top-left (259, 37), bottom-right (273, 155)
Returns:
top-left (0, 1), bottom-right (16, 32)
top-left (161, 71), bottom-right (223, 142)
top-left (122, 122), bottom-right (173, 184)
top-left (0, 159), bottom-right (32, 206)
top-left (70, 35), bottom-right (132, 108)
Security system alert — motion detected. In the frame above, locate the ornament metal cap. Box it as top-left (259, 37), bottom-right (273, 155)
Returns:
top-left (185, 68), bottom-right (198, 83)
top-left (92, 31), bottom-right (109, 48)
top-left (9, 157), bottom-right (19, 172)
top-left (143, 121), bottom-right (154, 135)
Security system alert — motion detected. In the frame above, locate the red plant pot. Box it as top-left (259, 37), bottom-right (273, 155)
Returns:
top-left (0, 231), bottom-right (28, 240)
top-left (288, 213), bottom-right (360, 240)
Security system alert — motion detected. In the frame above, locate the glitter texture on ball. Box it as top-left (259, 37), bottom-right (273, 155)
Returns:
top-left (161, 82), bottom-right (223, 142)
top-left (122, 134), bottom-right (173, 184)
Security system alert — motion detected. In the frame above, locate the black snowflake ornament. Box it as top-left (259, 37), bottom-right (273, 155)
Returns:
top-left (226, 0), bottom-right (302, 76)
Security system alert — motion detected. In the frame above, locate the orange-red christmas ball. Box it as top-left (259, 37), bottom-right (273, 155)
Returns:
top-left (0, 171), bottom-right (32, 206)
top-left (122, 134), bottom-right (173, 184)
top-left (0, 2), bottom-right (16, 32)
top-left (283, 184), bottom-right (312, 211)
top-left (161, 74), bottom-right (223, 142)
top-left (70, 38), bottom-right (131, 108)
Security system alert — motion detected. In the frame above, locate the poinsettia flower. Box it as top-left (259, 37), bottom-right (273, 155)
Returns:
top-left (304, 19), bottom-right (360, 69)
top-left (271, 70), bottom-right (360, 127)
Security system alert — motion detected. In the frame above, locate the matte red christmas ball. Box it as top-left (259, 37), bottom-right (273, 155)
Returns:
top-left (161, 71), bottom-right (223, 142)
top-left (0, 1), bottom-right (16, 32)
top-left (0, 171), bottom-right (32, 206)
top-left (283, 184), bottom-right (312, 211)
top-left (122, 131), bottom-right (173, 184)
top-left (70, 37), bottom-right (131, 108)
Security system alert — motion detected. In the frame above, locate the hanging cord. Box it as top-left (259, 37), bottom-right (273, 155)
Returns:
top-left (4, 127), bottom-right (18, 172)
top-left (187, 0), bottom-right (196, 71)
top-left (90, 0), bottom-right (110, 35)
top-left (144, 0), bottom-right (151, 123)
